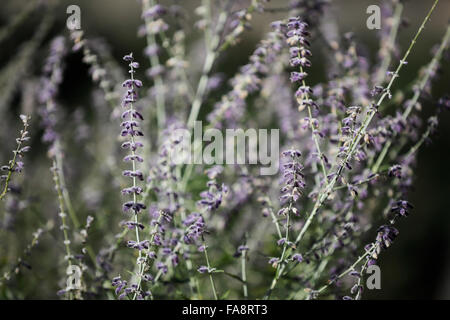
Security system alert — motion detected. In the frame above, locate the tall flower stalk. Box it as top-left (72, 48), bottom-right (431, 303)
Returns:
top-left (0, 115), bottom-right (31, 201)
top-left (285, 17), bottom-right (329, 184)
top-left (141, 0), bottom-right (167, 130)
top-left (186, 0), bottom-right (228, 129)
top-left (52, 160), bottom-right (77, 300)
top-left (116, 53), bottom-right (148, 299)
top-left (265, 149), bottom-right (305, 299)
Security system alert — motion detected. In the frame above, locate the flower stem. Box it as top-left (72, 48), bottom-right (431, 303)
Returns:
top-left (0, 118), bottom-right (30, 201)
top-left (203, 240), bottom-right (219, 300)
top-left (372, 23), bottom-right (450, 173)
top-left (186, 9), bottom-right (228, 129)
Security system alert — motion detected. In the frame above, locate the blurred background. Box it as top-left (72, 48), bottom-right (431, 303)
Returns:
top-left (0, 0), bottom-right (449, 299)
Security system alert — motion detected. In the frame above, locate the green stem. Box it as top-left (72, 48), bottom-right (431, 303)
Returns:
top-left (55, 147), bottom-right (80, 229)
top-left (241, 248), bottom-right (248, 299)
top-left (52, 160), bottom-right (75, 300)
top-left (218, 0), bottom-right (260, 52)
top-left (186, 10), bottom-right (228, 129)
top-left (133, 212), bottom-right (164, 299)
top-left (372, 24), bottom-right (450, 173)
top-left (203, 240), bottom-right (219, 300)
top-left (332, 173), bottom-right (380, 191)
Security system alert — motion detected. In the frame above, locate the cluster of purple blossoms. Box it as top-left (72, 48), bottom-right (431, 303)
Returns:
top-left (234, 244), bottom-right (249, 258)
top-left (360, 200), bottom-right (413, 270)
top-left (198, 166), bottom-right (228, 212)
top-left (140, 2), bottom-right (168, 79)
top-left (183, 212), bottom-right (206, 245)
top-left (140, 3), bottom-right (168, 36)
top-left (219, 0), bottom-right (267, 50)
top-left (120, 53), bottom-right (146, 215)
top-left (343, 218), bottom-right (403, 301)
top-left (284, 18), bottom-right (316, 109)
top-left (279, 150), bottom-right (305, 209)
top-left (391, 200), bottom-right (413, 218)
top-left (388, 164), bottom-right (402, 178)
top-left (112, 275), bottom-right (151, 300)
top-left (371, 225), bottom-right (400, 259)
top-left (113, 53), bottom-right (150, 299)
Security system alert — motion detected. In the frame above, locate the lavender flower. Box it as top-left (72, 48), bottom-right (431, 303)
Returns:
top-left (279, 150), bottom-right (305, 206)
top-left (38, 36), bottom-right (67, 155)
top-left (198, 166), bottom-right (228, 211)
top-left (373, 225), bottom-right (399, 258)
top-left (391, 200), bottom-right (413, 218)
top-left (114, 53), bottom-right (150, 300)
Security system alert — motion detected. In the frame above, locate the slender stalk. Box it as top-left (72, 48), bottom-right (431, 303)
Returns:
top-left (0, 226), bottom-right (48, 288)
top-left (158, 31), bottom-right (195, 101)
top-left (0, 118), bottom-right (30, 201)
top-left (269, 207), bottom-right (283, 240)
top-left (404, 122), bottom-right (434, 160)
top-left (354, 259), bottom-right (369, 300)
top-left (133, 212), bottom-right (164, 299)
top-left (299, 64), bottom-right (329, 185)
top-left (186, 10), bottom-right (228, 129)
top-left (55, 146), bottom-right (80, 229)
top-left (142, 0), bottom-right (166, 130)
top-left (372, 24), bottom-right (450, 173)
top-left (181, 7), bottom-right (229, 188)
top-left (314, 247), bottom-right (374, 297)
top-left (218, 0), bottom-right (260, 52)
top-left (241, 249), bottom-right (248, 299)
top-left (332, 173), bottom-right (380, 191)
top-left (129, 78), bottom-right (142, 287)
top-left (203, 240), bottom-right (219, 300)
top-left (54, 144), bottom-right (97, 267)
top-left (373, 2), bottom-right (403, 85)
top-left (264, 155), bottom-right (301, 299)
top-left (52, 160), bottom-right (74, 300)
